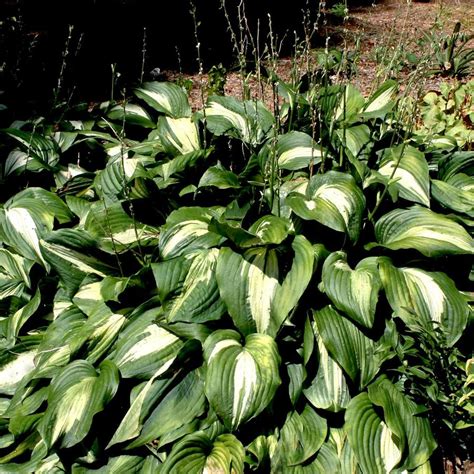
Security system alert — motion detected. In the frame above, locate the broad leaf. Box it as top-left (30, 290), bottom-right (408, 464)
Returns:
top-left (134, 81), bottom-right (191, 118)
top-left (276, 404), bottom-right (327, 467)
top-left (377, 144), bottom-right (430, 206)
top-left (321, 252), bottom-right (380, 328)
top-left (216, 235), bottom-right (313, 336)
top-left (37, 360), bottom-right (119, 448)
top-left (203, 330), bottom-right (281, 430)
top-left (304, 332), bottom-right (351, 412)
top-left (313, 306), bottom-right (385, 389)
top-left (276, 131), bottom-right (323, 171)
top-left (160, 432), bottom-right (245, 474)
top-left (431, 173), bottom-right (474, 217)
top-left (287, 171), bottom-right (366, 242)
top-left (159, 207), bottom-right (226, 260)
top-left (372, 206), bottom-right (474, 256)
top-left (107, 103), bottom-right (156, 128)
top-left (0, 250), bottom-right (32, 300)
top-left (205, 95), bottom-right (274, 145)
top-left (380, 260), bottom-right (469, 346)
top-left (156, 116), bottom-right (200, 155)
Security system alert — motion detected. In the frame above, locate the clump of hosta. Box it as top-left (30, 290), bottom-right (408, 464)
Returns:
top-left (0, 78), bottom-right (472, 473)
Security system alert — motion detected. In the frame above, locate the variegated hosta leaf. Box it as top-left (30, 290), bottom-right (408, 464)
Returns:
top-left (334, 84), bottom-right (365, 122)
top-left (345, 393), bottom-right (403, 474)
top-left (134, 81), bottom-right (191, 118)
top-left (0, 207), bottom-right (49, 268)
top-left (160, 432), bottom-right (245, 474)
top-left (313, 306), bottom-right (385, 389)
top-left (2, 128), bottom-right (59, 174)
top-left (159, 207), bottom-right (226, 260)
top-left (372, 206), bottom-right (474, 257)
top-left (276, 131), bottom-right (323, 171)
top-left (274, 442), bottom-right (340, 473)
top-left (287, 171), bottom-right (366, 243)
top-left (367, 377), bottom-right (437, 471)
top-left (166, 249), bottom-right (226, 324)
top-left (0, 289), bottom-right (41, 350)
top-left (275, 404), bottom-right (327, 468)
top-left (37, 360), bottom-right (119, 448)
top-left (377, 144), bottom-right (430, 206)
top-left (205, 95), bottom-right (274, 145)
top-left (0, 347), bottom-right (37, 396)
top-left (95, 158), bottom-right (147, 200)
top-left (327, 427), bottom-right (359, 474)
top-left (115, 369), bottom-right (206, 449)
top-left (107, 103), bottom-right (156, 128)
top-left (203, 330), bottom-right (281, 430)
top-left (360, 80), bottom-right (398, 119)
top-left (216, 235), bottom-right (314, 337)
top-left (379, 260), bottom-right (469, 346)
top-left (157, 116), bottom-right (200, 155)
top-left (84, 201), bottom-right (158, 254)
top-left (198, 163), bottom-right (240, 190)
top-left (0, 249), bottom-right (32, 300)
top-left (304, 332), bottom-right (351, 412)
top-left (321, 252), bottom-right (380, 328)
top-left (431, 173), bottom-right (474, 217)
top-left (112, 322), bottom-right (183, 379)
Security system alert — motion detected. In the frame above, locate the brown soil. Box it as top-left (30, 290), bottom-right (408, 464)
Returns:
top-left (164, 0), bottom-right (474, 110)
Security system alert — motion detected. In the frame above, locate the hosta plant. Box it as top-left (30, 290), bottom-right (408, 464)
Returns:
top-left (0, 77), bottom-right (472, 473)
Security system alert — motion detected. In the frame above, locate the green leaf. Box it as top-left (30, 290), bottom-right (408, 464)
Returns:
top-left (125, 369), bottom-right (206, 449)
top-left (304, 332), bottom-right (351, 412)
top-left (2, 128), bottom-right (59, 174)
top-left (321, 252), bottom-right (381, 328)
top-left (287, 171), bottom-right (365, 242)
top-left (216, 236), bottom-right (313, 336)
top-left (160, 432), bottom-right (245, 474)
top-left (167, 248), bottom-right (226, 324)
top-left (84, 201), bottom-right (157, 254)
top-left (0, 289), bottom-right (41, 350)
top-left (377, 144), bottom-right (430, 206)
top-left (380, 260), bottom-right (469, 346)
top-left (198, 164), bottom-right (240, 189)
top-left (360, 80), bottom-right (397, 119)
top-left (431, 173), bottom-right (474, 217)
top-left (0, 249), bottom-right (32, 300)
top-left (0, 349), bottom-right (37, 396)
top-left (157, 116), bottom-right (200, 155)
top-left (205, 95), bottom-right (274, 145)
top-left (37, 360), bottom-right (119, 448)
top-left (276, 404), bottom-right (327, 467)
top-left (313, 306), bottom-right (384, 389)
top-left (203, 330), bottom-right (281, 430)
top-left (345, 393), bottom-right (403, 474)
top-left (372, 206), bottom-right (474, 256)
top-left (276, 131), bottom-right (323, 171)
top-left (159, 207), bottom-right (226, 259)
top-left (112, 322), bottom-right (183, 379)
top-left (107, 103), bottom-right (156, 128)
top-left (134, 82), bottom-right (191, 118)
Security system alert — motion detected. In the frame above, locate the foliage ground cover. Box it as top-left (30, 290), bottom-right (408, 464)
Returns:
top-left (0, 2), bottom-right (474, 473)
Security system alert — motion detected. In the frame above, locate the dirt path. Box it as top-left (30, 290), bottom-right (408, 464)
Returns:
top-left (167, 0), bottom-right (474, 109)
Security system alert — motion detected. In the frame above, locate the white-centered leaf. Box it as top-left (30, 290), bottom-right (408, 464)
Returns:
top-left (203, 330), bottom-right (281, 430)
top-left (157, 116), bottom-right (200, 155)
top-left (134, 81), bottom-right (191, 118)
top-left (159, 207), bottom-right (226, 260)
top-left (276, 131), bottom-right (323, 170)
top-left (304, 332), bottom-right (351, 412)
top-left (372, 206), bottom-right (474, 256)
top-left (216, 235), bottom-right (314, 336)
top-left (37, 360), bottom-right (119, 448)
top-left (377, 144), bottom-right (430, 206)
top-left (380, 260), bottom-right (469, 346)
top-left (287, 171), bottom-right (365, 242)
